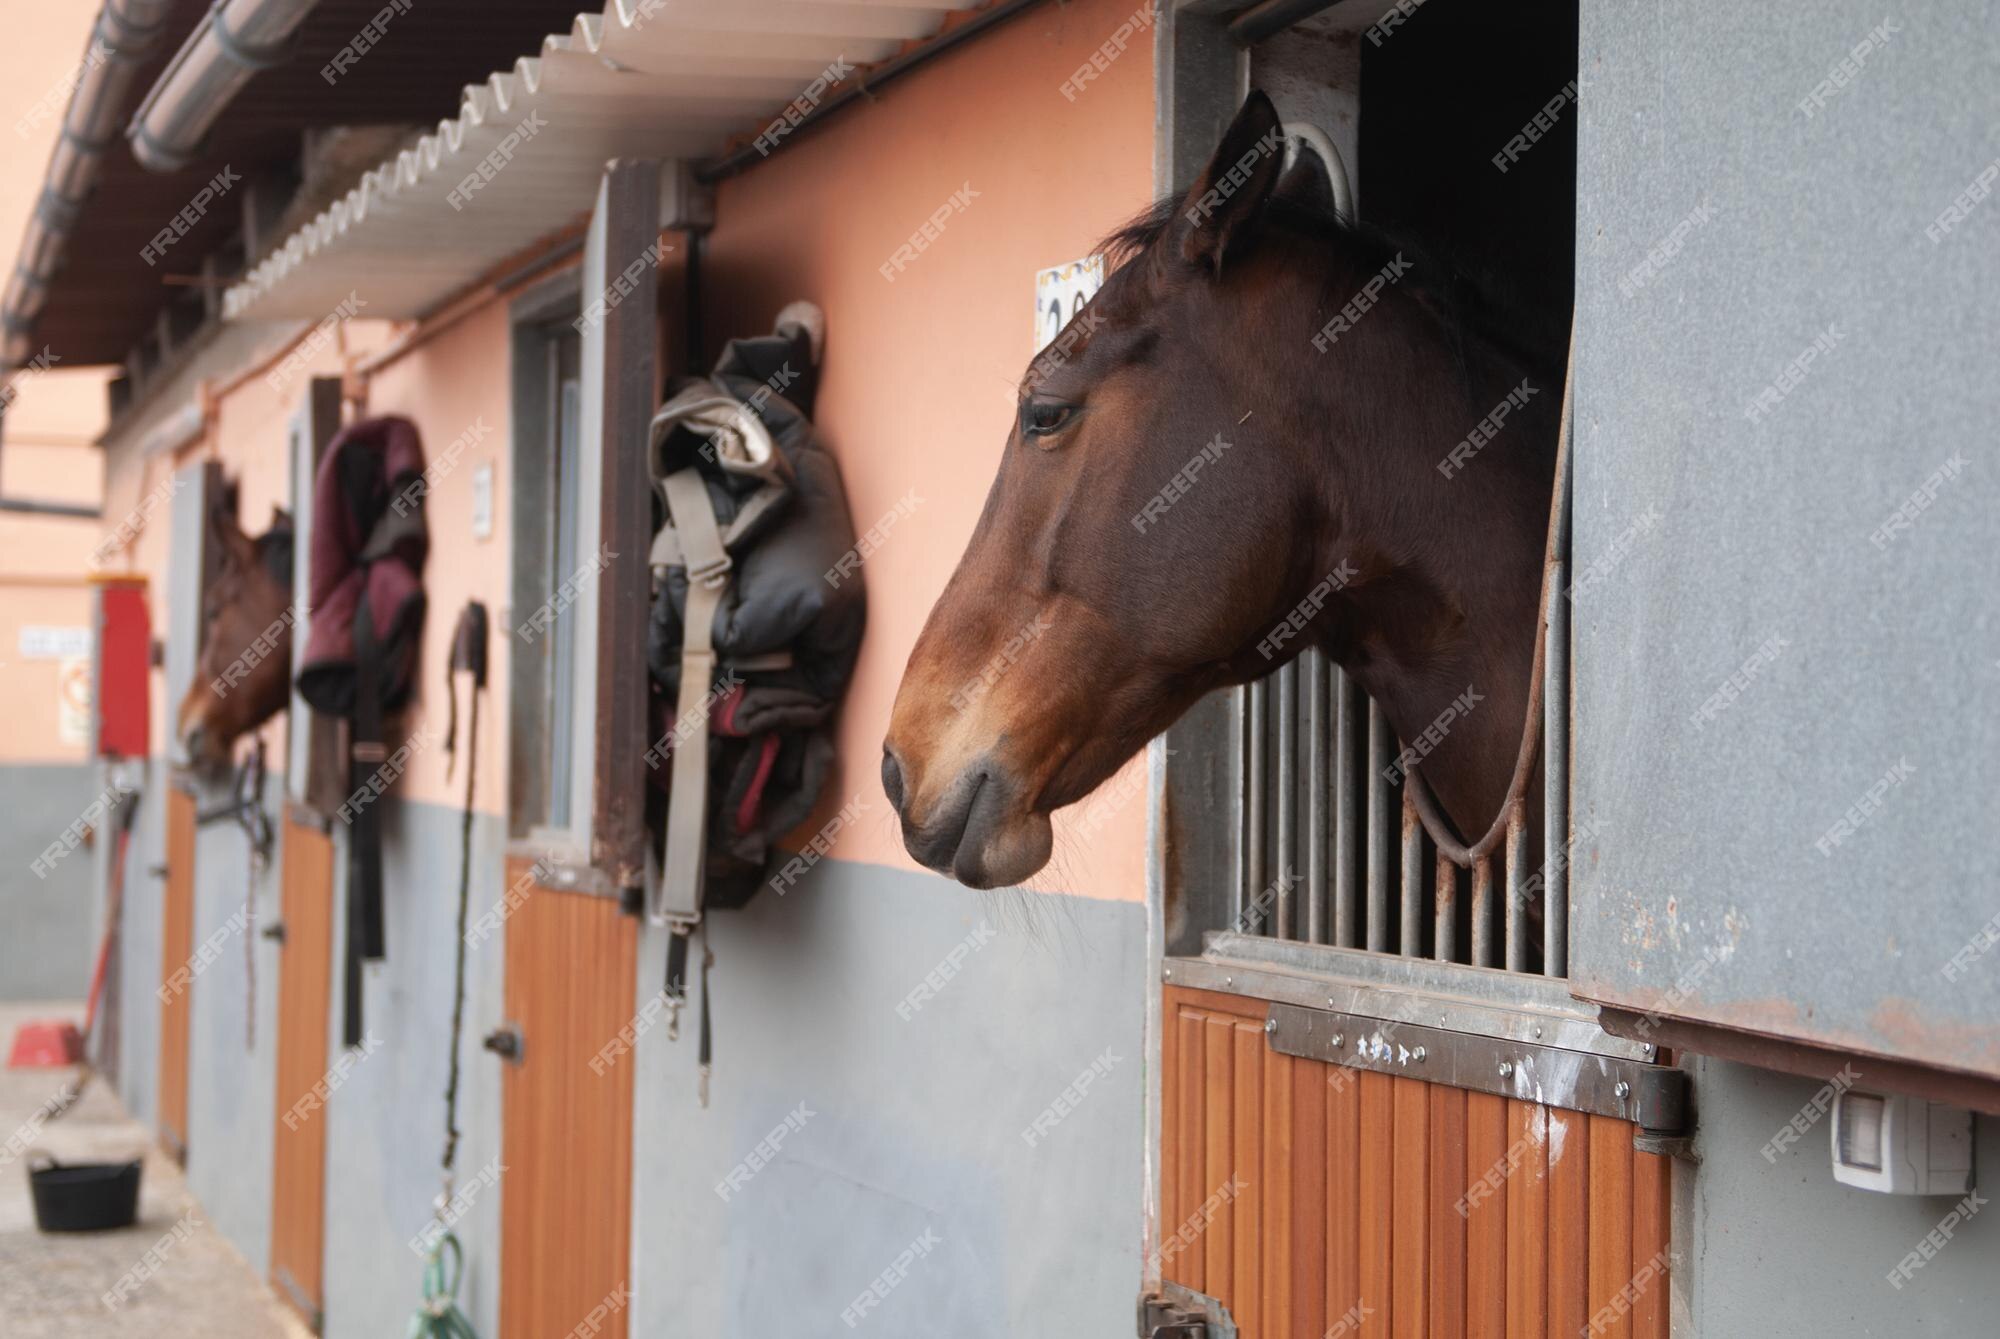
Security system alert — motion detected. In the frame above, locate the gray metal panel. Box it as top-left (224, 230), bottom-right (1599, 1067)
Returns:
top-left (1159, 0), bottom-right (1251, 962)
top-left (567, 175), bottom-right (613, 851)
top-left (286, 378), bottom-right (343, 815)
top-left (1572, 0), bottom-right (2000, 1075)
top-left (165, 459), bottom-right (211, 738)
top-left (113, 757), bottom-right (168, 1127)
top-left (287, 395), bottom-right (315, 805)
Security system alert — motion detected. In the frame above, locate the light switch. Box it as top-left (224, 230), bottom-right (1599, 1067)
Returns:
top-left (472, 463), bottom-right (494, 540)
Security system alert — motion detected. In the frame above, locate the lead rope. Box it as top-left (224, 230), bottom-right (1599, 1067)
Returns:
top-left (413, 602), bottom-right (486, 1339)
top-left (438, 602), bottom-right (486, 1199)
top-left (1405, 322), bottom-right (1576, 864)
top-left (243, 736), bottom-right (270, 1051)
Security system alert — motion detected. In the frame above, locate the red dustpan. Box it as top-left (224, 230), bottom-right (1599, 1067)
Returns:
top-left (7, 1021), bottom-right (84, 1068)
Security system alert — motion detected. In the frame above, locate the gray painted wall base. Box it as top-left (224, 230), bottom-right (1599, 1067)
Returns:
top-left (1, 762), bottom-right (102, 1001)
top-left (633, 858), bottom-right (1149, 1339)
top-left (184, 791), bottom-right (284, 1275)
top-left (106, 774), bottom-right (507, 1339)
top-left (111, 764), bottom-right (1146, 1338)
top-left (1683, 1055), bottom-right (1998, 1335)
top-left (321, 800), bottom-right (506, 1339)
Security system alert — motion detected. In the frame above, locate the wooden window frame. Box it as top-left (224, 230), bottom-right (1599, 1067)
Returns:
top-left (506, 159), bottom-right (659, 902)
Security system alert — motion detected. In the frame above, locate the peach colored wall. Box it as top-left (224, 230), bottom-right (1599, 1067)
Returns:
top-left (0, 582), bottom-right (97, 762)
top-left (0, 0), bottom-right (118, 430)
top-left (98, 304), bottom-right (508, 815)
top-left (702, 0), bottom-right (1158, 901)
top-left (345, 301), bottom-right (513, 815)
top-left (0, 5), bottom-right (115, 765)
top-left (83, 0), bottom-right (1159, 886)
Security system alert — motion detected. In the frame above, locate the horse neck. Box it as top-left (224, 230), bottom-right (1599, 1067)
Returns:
top-left (1295, 265), bottom-right (1557, 833)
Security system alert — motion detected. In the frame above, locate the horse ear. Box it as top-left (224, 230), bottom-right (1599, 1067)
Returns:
top-left (1172, 90), bottom-right (1286, 276)
top-left (207, 497), bottom-right (257, 572)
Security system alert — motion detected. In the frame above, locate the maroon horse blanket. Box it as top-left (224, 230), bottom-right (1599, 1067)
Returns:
top-left (297, 415), bottom-right (429, 716)
top-left (295, 415), bottom-right (428, 1047)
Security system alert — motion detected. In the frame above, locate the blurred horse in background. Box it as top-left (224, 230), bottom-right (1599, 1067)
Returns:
top-left (177, 480), bottom-right (295, 772)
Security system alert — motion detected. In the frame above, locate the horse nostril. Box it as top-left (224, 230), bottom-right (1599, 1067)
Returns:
top-left (881, 748), bottom-right (907, 814)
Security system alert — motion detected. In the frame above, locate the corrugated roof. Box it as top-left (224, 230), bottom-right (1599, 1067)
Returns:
top-left (24, 0), bottom-right (592, 365)
top-left (223, 0), bottom-right (981, 321)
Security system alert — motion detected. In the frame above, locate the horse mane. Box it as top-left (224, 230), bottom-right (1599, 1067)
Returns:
top-left (1096, 187), bottom-right (1548, 382)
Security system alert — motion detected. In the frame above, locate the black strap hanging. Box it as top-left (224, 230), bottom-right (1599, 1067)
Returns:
top-left (698, 936), bottom-right (713, 1108)
top-left (343, 590), bottom-right (388, 1048)
top-left (665, 927), bottom-right (691, 1002)
top-left (439, 602), bottom-right (487, 1182)
top-left (663, 922), bottom-right (715, 1107)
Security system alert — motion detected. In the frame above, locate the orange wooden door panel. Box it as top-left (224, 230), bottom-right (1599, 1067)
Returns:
top-left (270, 814), bottom-right (335, 1327)
top-left (1162, 986), bottom-right (1673, 1339)
top-left (157, 785), bottom-right (196, 1157)
top-left (499, 859), bottom-right (638, 1339)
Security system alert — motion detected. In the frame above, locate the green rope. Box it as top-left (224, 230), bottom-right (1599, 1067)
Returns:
top-left (406, 1231), bottom-right (480, 1339)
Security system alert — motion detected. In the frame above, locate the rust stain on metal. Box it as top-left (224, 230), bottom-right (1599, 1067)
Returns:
top-left (1871, 997), bottom-right (2000, 1074)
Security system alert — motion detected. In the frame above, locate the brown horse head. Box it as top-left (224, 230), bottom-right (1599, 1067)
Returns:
top-left (177, 486), bottom-right (295, 772)
top-left (885, 91), bottom-right (1559, 888)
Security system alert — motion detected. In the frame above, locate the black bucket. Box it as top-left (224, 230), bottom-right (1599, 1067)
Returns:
top-left (27, 1155), bottom-right (142, 1232)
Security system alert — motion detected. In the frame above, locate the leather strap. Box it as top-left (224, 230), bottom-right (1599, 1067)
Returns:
top-left (344, 590), bottom-right (387, 1048)
top-left (646, 481), bottom-right (788, 574)
top-left (657, 469), bottom-right (730, 929)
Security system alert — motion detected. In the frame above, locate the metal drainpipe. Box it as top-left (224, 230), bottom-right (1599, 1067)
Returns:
top-left (127, 0), bottom-right (325, 174)
top-left (0, 0), bottom-right (175, 369)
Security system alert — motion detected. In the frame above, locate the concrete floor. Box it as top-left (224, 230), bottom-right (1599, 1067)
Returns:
top-left (0, 1002), bottom-right (306, 1338)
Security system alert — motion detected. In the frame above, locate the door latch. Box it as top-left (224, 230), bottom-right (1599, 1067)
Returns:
top-left (482, 1023), bottom-right (524, 1064)
top-left (1137, 1285), bottom-right (1236, 1338)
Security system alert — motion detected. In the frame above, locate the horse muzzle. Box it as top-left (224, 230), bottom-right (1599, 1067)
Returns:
top-left (882, 748), bottom-right (1053, 889)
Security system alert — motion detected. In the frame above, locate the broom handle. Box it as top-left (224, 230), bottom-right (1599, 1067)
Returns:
top-left (81, 816), bottom-right (134, 1041)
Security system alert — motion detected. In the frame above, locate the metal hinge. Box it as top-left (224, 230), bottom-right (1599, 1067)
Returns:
top-left (1138, 1284), bottom-right (1236, 1338)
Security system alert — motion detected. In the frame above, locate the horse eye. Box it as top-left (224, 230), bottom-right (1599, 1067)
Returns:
top-left (1021, 400), bottom-right (1075, 439)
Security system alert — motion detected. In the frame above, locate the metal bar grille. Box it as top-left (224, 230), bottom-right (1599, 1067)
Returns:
top-left (1333, 665), bottom-right (1360, 948)
top-left (1229, 452), bottom-right (1574, 980)
top-left (1274, 661), bottom-right (1298, 939)
top-left (1365, 701), bottom-right (1392, 953)
top-left (1240, 678), bottom-right (1265, 929)
top-left (1304, 652), bottom-right (1329, 944)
